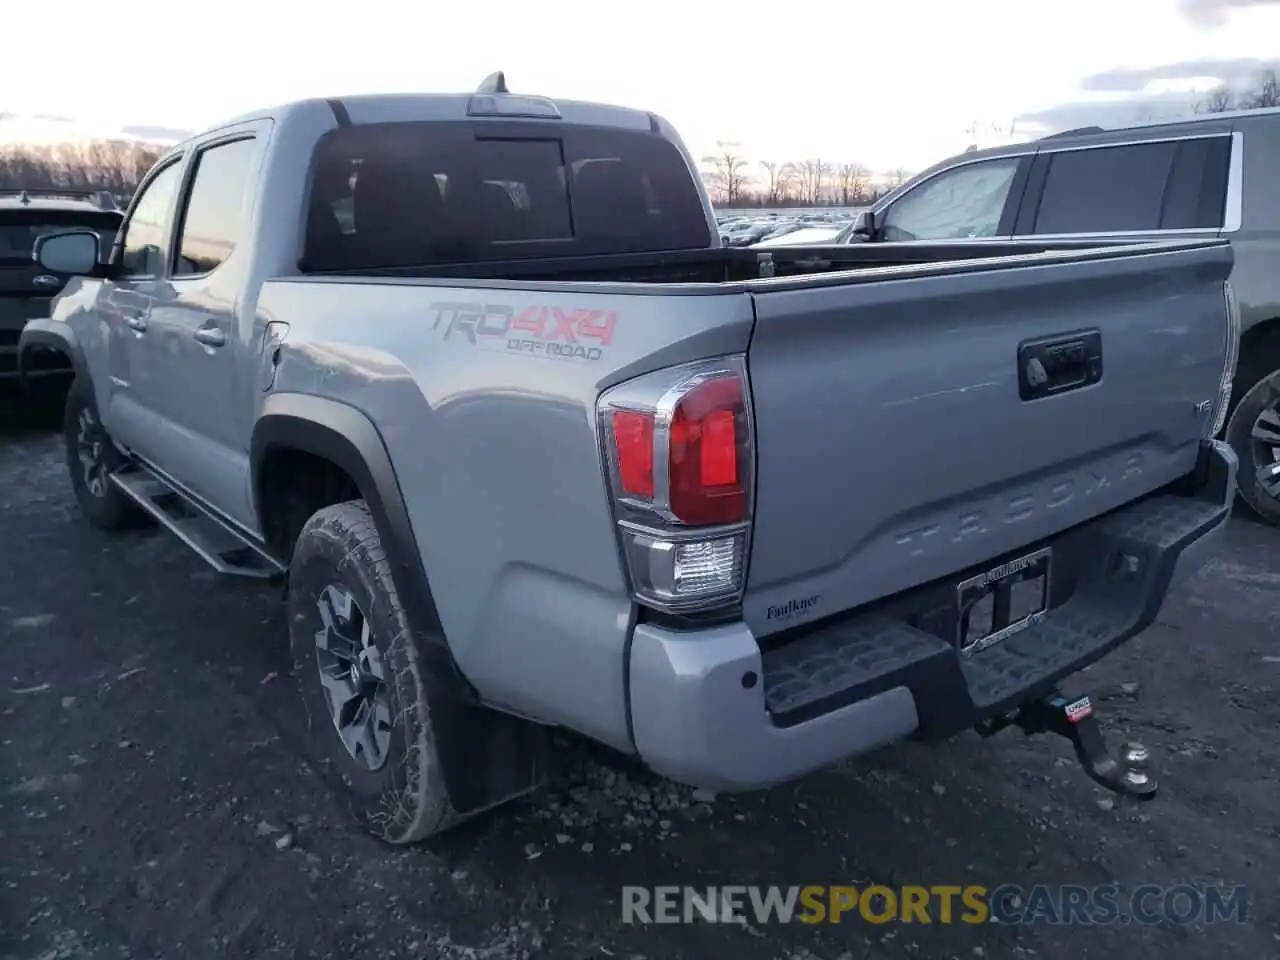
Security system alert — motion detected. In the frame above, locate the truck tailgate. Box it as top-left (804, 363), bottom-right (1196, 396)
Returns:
top-left (742, 240), bottom-right (1234, 635)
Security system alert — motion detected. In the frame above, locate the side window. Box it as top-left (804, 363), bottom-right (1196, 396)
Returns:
top-left (880, 158), bottom-right (1021, 242)
top-left (119, 162), bottom-right (183, 276)
top-left (1159, 137), bottom-right (1231, 230)
top-left (1032, 142), bottom-right (1176, 234)
top-left (174, 138), bottom-right (258, 277)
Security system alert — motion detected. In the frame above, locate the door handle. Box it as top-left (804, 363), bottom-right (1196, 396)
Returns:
top-left (1018, 329), bottom-right (1103, 401)
top-left (194, 326), bottom-right (227, 348)
top-left (125, 315), bottom-right (148, 332)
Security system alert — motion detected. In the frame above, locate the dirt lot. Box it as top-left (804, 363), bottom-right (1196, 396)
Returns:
top-left (3, 404), bottom-right (1280, 960)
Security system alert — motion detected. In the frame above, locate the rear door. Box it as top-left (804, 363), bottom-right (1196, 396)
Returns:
top-left (1012, 134), bottom-right (1233, 241)
top-left (741, 240), bottom-right (1233, 638)
top-left (142, 128), bottom-right (265, 526)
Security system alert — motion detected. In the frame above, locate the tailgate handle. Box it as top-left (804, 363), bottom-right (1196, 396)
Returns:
top-left (1018, 330), bottom-right (1102, 401)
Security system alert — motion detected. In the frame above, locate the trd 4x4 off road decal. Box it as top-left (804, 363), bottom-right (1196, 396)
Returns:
top-left (430, 301), bottom-right (617, 361)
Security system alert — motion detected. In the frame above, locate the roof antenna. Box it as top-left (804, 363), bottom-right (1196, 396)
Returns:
top-left (476, 71), bottom-right (509, 94)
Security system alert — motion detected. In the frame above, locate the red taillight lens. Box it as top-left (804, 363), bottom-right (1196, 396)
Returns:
top-left (612, 410), bottom-right (655, 498)
top-left (669, 376), bottom-right (746, 525)
top-left (598, 355), bottom-right (753, 613)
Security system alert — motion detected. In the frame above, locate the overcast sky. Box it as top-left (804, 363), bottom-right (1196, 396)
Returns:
top-left (2, 0), bottom-right (1278, 171)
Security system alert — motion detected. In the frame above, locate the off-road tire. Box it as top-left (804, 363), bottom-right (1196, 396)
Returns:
top-left (1225, 365), bottom-right (1280, 525)
top-left (63, 378), bottom-right (145, 530)
top-left (288, 500), bottom-right (459, 844)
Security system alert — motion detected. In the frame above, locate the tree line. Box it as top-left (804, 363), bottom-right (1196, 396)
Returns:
top-left (700, 145), bottom-right (911, 208)
top-left (1194, 67), bottom-right (1280, 114)
top-left (0, 139), bottom-right (163, 199)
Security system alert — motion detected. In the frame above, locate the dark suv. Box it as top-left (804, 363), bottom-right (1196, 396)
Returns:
top-left (2, 188), bottom-right (123, 396)
top-left (840, 107), bottom-right (1280, 524)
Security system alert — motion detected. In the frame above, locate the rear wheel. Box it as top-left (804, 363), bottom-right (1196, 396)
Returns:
top-left (1225, 365), bottom-right (1280, 525)
top-left (63, 379), bottom-right (144, 530)
top-left (288, 500), bottom-right (459, 844)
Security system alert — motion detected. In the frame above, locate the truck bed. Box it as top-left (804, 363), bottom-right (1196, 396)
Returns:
top-left (268, 235), bottom-right (1234, 657)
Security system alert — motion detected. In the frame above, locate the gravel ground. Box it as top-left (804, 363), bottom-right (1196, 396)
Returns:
top-left (3, 402), bottom-right (1280, 960)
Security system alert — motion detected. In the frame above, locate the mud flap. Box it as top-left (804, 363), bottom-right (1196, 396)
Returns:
top-left (978, 691), bottom-right (1157, 801)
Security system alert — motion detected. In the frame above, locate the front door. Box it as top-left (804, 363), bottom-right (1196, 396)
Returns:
top-left (96, 158), bottom-right (186, 458)
top-left (141, 130), bottom-right (265, 527)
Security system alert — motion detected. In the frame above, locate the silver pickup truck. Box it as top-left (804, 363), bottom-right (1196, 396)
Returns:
top-left (19, 74), bottom-right (1241, 844)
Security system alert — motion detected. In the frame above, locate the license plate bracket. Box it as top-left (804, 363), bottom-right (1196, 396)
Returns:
top-left (955, 547), bottom-right (1052, 655)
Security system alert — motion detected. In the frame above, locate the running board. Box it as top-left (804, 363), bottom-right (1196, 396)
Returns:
top-left (110, 469), bottom-right (285, 579)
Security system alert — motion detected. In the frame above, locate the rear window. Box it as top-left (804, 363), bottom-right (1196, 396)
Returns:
top-left (301, 121), bottom-right (712, 272)
top-left (0, 212), bottom-right (120, 264)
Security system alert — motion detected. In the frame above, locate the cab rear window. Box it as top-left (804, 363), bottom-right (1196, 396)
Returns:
top-left (300, 121), bottom-right (711, 271)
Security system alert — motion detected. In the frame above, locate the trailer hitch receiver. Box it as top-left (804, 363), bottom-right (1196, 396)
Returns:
top-left (979, 691), bottom-right (1157, 801)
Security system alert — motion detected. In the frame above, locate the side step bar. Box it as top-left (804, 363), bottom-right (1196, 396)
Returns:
top-left (110, 469), bottom-right (285, 580)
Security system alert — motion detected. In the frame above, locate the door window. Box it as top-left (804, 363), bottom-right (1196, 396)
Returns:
top-left (880, 158), bottom-right (1020, 241)
top-left (174, 138), bottom-right (259, 276)
top-left (1031, 141), bottom-right (1176, 234)
top-left (119, 161), bottom-right (184, 277)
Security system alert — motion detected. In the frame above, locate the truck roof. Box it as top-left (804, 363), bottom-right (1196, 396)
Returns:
top-left (189, 72), bottom-right (666, 146)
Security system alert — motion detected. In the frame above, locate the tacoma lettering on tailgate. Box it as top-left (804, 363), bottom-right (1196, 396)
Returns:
top-left (430, 301), bottom-right (617, 362)
top-left (893, 453), bottom-right (1146, 557)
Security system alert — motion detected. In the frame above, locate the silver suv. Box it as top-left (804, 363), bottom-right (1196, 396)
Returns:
top-left (842, 108), bottom-right (1280, 523)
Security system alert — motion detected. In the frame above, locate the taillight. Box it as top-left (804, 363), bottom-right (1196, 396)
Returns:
top-left (598, 356), bottom-right (754, 613)
top-left (1206, 280), bottom-right (1242, 439)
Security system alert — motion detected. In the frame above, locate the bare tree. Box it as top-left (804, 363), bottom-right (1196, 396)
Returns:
top-left (700, 141), bottom-right (751, 205)
top-left (758, 160), bottom-right (786, 205)
top-left (797, 158), bottom-right (829, 205)
top-left (1196, 84), bottom-right (1236, 114)
top-left (885, 167), bottom-right (911, 191)
top-left (835, 162), bottom-right (870, 205)
top-left (1196, 68), bottom-right (1280, 113)
top-left (778, 162), bottom-right (802, 203)
top-left (1241, 68), bottom-right (1280, 108)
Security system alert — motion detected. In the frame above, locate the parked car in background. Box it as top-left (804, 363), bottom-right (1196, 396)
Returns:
top-left (1, 188), bottom-right (122, 396)
top-left (717, 210), bottom-right (859, 248)
top-left (719, 220), bottom-right (776, 246)
top-left (835, 108), bottom-right (1280, 523)
top-left (753, 223), bottom-right (845, 246)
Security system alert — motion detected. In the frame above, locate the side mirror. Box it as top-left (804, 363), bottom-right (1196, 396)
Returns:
top-left (34, 230), bottom-right (101, 276)
top-left (851, 209), bottom-right (876, 238)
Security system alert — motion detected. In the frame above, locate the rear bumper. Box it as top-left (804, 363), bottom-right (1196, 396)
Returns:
top-left (627, 440), bottom-right (1236, 791)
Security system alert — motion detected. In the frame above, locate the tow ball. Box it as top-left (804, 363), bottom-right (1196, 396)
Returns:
top-left (978, 691), bottom-right (1157, 801)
